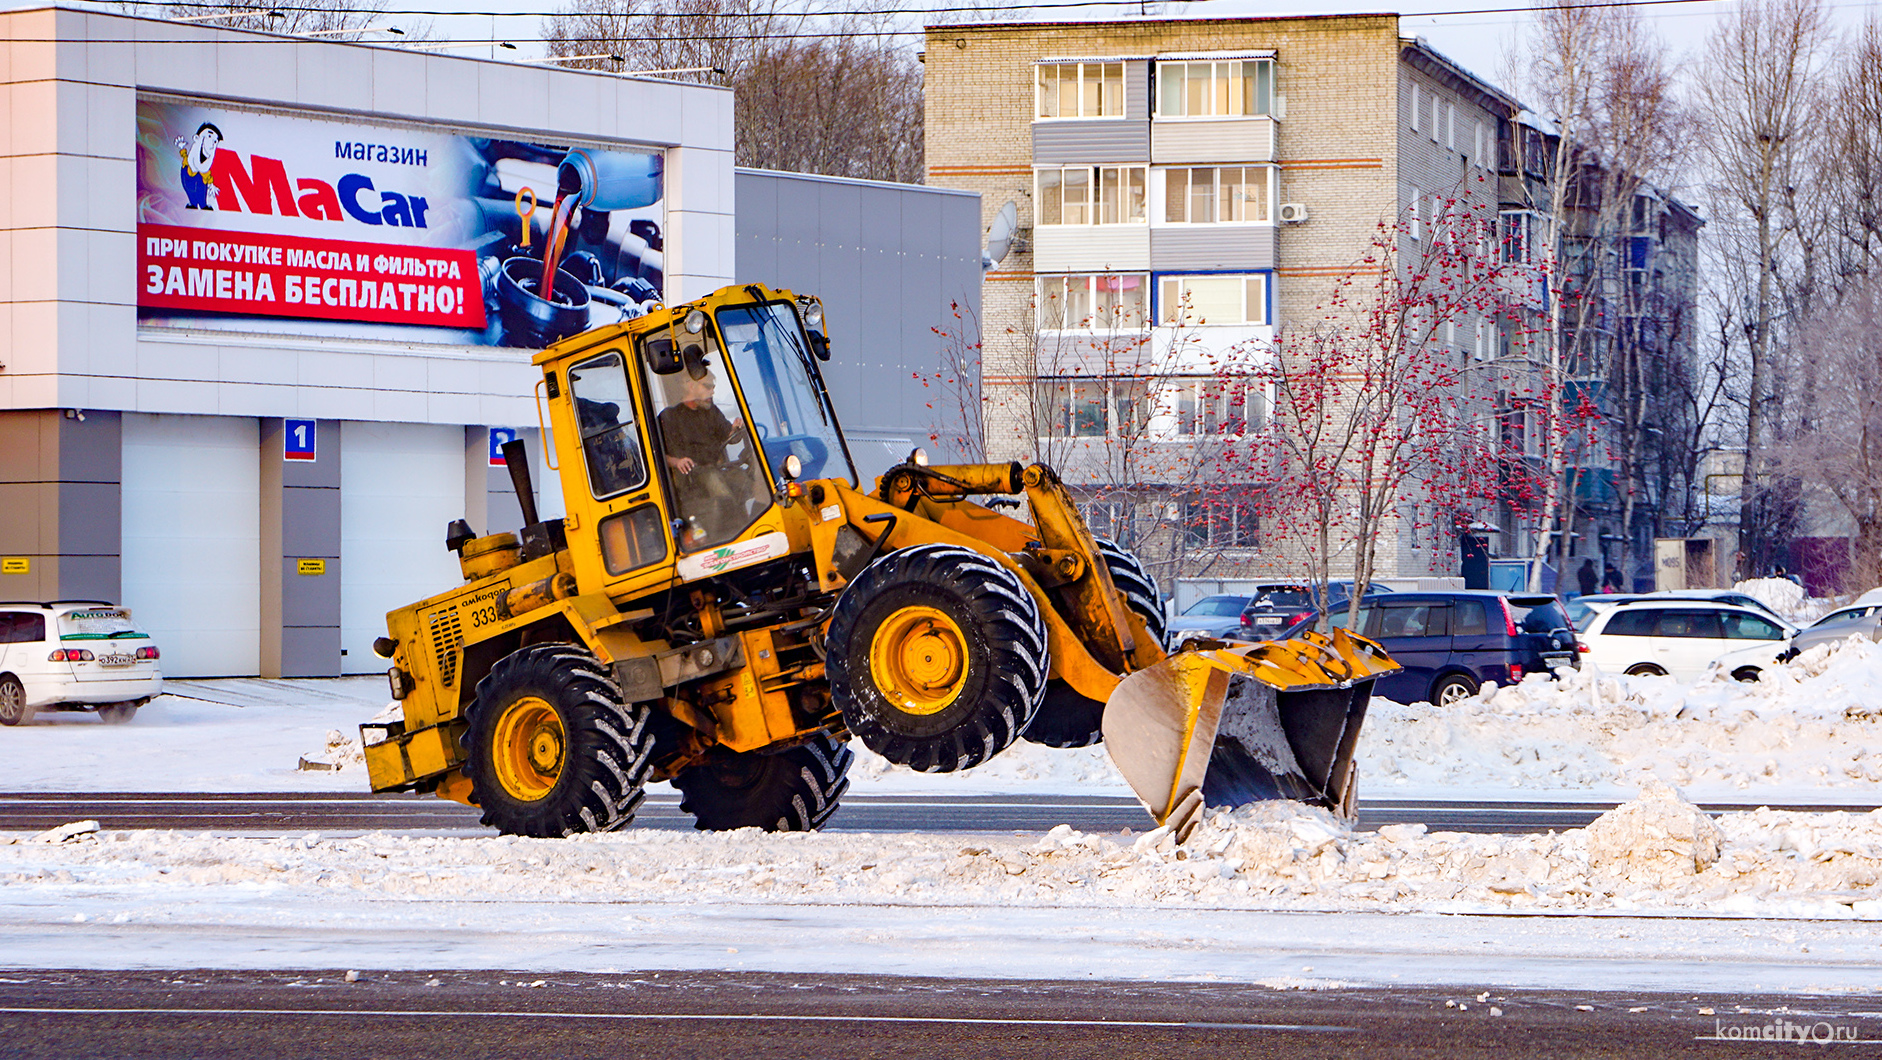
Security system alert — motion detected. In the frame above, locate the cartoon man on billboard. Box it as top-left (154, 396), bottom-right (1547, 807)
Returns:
top-left (175, 122), bottom-right (222, 209)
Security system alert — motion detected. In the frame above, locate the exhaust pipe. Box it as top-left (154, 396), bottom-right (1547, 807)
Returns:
top-left (502, 437), bottom-right (540, 528)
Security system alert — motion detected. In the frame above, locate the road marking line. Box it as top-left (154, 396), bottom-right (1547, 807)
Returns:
top-left (0, 1007), bottom-right (1352, 1031)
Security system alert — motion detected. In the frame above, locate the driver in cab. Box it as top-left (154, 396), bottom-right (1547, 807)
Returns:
top-left (658, 370), bottom-right (750, 545)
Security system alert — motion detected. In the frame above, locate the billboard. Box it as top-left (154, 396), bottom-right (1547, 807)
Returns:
top-left (135, 96), bottom-right (665, 349)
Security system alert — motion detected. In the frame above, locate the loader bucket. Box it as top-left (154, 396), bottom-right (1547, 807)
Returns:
top-left (1101, 629), bottom-right (1400, 841)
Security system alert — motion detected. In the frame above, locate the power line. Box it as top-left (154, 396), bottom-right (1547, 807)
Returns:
top-left (29, 0), bottom-right (1873, 45)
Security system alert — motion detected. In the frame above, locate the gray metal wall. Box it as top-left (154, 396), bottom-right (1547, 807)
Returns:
top-left (735, 169), bottom-right (983, 483)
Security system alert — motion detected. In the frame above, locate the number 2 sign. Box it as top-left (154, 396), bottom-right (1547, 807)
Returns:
top-left (285, 419), bottom-right (317, 462)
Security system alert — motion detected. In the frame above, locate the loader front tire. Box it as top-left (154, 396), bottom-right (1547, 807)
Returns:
top-left (1023, 539), bottom-right (1165, 748)
top-left (464, 643), bottom-right (654, 837)
top-left (828, 543), bottom-right (1047, 772)
top-left (674, 733), bottom-right (853, 831)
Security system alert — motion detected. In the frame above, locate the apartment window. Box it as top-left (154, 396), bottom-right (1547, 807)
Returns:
top-left (1182, 497), bottom-right (1259, 549)
top-left (1158, 274), bottom-right (1269, 325)
top-left (1445, 102), bottom-right (1456, 149)
top-left (1036, 166), bottom-right (1147, 225)
top-left (1037, 377), bottom-right (1153, 438)
top-left (1037, 273), bottom-right (1149, 329)
top-left (1409, 186), bottom-right (1422, 241)
top-left (1170, 377), bottom-right (1266, 436)
top-left (1156, 58), bottom-right (1273, 118)
top-left (1473, 120), bottom-right (1486, 168)
top-left (1410, 83), bottom-right (1421, 132)
top-left (1163, 166), bottom-right (1273, 223)
top-left (1036, 62), bottom-right (1126, 119)
top-left (1501, 210), bottom-right (1534, 264)
top-left (1474, 318), bottom-right (1496, 361)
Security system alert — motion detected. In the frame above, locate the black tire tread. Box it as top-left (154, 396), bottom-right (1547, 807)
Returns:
top-left (1022, 538), bottom-right (1163, 749)
top-left (827, 543), bottom-right (1047, 773)
top-left (464, 643), bottom-right (655, 837)
top-left (675, 733), bottom-right (854, 831)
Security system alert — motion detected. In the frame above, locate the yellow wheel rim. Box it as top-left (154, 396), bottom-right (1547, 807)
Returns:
top-left (868, 605), bottom-right (968, 716)
top-left (490, 695), bottom-right (565, 801)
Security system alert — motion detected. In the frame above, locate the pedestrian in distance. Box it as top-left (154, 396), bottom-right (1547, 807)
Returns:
top-left (1576, 558), bottom-right (1598, 598)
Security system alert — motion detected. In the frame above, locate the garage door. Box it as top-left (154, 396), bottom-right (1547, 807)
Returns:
top-left (340, 422), bottom-right (465, 675)
top-left (121, 413), bottom-right (261, 678)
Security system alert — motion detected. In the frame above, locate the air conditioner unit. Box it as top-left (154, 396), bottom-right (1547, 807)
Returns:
top-left (1277, 202), bottom-right (1309, 224)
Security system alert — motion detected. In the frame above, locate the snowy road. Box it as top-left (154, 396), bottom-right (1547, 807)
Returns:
top-left (0, 969), bottom-right (1872, 1059)
top-left (5, 637), bottom-right (1882, 998)
top-left (5, 791), bottom-right (1876, 836)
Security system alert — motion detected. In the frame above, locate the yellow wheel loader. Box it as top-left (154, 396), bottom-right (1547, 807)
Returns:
top-left (360, 283), bottom-right (1399, 840)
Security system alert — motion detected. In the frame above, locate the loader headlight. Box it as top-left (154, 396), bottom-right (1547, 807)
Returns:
top-left (801, 300), bottom-right (823, 327)
top-left (684, 308), bottom-right (707, 334)
top-left (782, 453), bottom-right (803, 480)
top-left (387, 666), bottom-right (414, 700)
top-left (910, 447), bottom-right (930, 467)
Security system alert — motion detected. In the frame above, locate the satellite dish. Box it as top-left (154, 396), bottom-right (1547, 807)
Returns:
top-left (983, 200), bottom-right (1018, 272)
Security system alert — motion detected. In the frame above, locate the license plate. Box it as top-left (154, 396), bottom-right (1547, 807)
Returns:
top-left (97, 653), bottom-right (135, 667)
top-left (1253, 616), bottom-right (1282, 627)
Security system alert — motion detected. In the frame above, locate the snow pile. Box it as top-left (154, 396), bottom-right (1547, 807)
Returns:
top-left (1360, 639), bottom-right (1882, 797)
top-left (1580, 779), bottom-right (1724, 881)
top-left (5, 787), bottom-right (1880, 919)
top-left (1735, 577), bottom-right (1809, 620)
top-left (297, 730), bottom-right (366, 772)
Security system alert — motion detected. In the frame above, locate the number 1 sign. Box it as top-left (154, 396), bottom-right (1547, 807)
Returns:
top-left (285, 419), bottom-right (317, 462)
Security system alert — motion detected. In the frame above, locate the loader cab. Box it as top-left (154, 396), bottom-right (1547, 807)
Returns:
top-left (548, 288), bottom-right (855, 594)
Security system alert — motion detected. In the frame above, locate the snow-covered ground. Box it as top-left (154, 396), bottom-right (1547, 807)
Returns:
top-left (14, 637), bottom-right (1882, 803)
top-left (5, 784), bottom-right (1882, 991)
top-left (5, 639), bottom-right (1882, 990)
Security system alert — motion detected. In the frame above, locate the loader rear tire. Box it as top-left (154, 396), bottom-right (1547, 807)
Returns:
top-left (464, 643), bottom-right (654, 837)
top-left (674, 733), bottom-right (853, 831)
top-left (1022, 539), bottom-right (1164, 748)
top-left (828, 543), bottom-right (1047, 772)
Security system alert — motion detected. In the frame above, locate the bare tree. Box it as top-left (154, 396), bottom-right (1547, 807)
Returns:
top-left (1767, 275), bottom-right (1882, 586)
top-left (1236, 195), bottom-right (1516, 625)
top-left (1824, 19), bottom-right (1882, 285)
top-left (128, 0), bottom-right (395, 38)
top-left (545, 0), bottom-right (923, 183)
top-left (1698, 0), bottom-right (1835, 578)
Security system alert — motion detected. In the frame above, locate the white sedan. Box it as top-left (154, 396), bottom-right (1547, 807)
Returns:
top-left (0, 603), bottom-right (163, 725)
top-left (1578, 600), bottom-right (1796, 681)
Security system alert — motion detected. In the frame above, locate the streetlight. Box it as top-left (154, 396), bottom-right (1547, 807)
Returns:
top-left (171, 9), bottom-right (283, 22)
top-left (406, 40), bottom-right (518, 52)
top-left (296, 25), bottom-right (403, 37)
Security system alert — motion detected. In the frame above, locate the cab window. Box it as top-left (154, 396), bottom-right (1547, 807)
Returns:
top-left (1602, 609), bottom-right (1658, 637)
top-left (0, 612), bottom-right (44, 643)
top-left (643, 328), bottom-right (771, 552)
top-left (1371, 603), bottom-right (1448, 639)
top-left (1723, 613), bottom-right (1784, 640)
top-left (1653, 610), bottom-right (1722, 639)
top-left (567, 351), bottom-right (648, 500)
top-left (599, 504), bottom-right (668, 576)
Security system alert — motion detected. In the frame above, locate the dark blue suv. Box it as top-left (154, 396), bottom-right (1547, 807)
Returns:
top-left (1286, 591), bottom-right (1578, 706)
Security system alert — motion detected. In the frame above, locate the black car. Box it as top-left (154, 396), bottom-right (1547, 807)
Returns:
top-left (1236, 581), bottom-right (1395, 640)
top-left (1164, 594), bottom-right (1254, 646)
top-left (1284, 591), bottom-right (1578, 706)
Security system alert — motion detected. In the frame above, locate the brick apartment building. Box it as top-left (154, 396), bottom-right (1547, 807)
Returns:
top-left (922, 15), bottom-right (1520, 589)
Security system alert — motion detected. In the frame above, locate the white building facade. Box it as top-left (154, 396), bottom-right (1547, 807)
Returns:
top-left (0, 6), bottom-right (736, 677)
